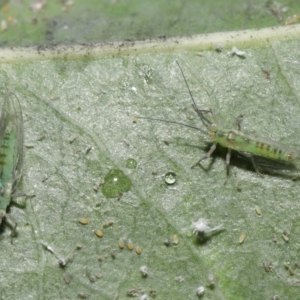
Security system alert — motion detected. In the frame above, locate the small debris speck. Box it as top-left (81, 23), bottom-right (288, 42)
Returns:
top-left (196, 286), bottom-right (205, 297)
top-left (174, 276), bottom-right (184, 283)
top-left (191, 218), bottom-right (224, 241)
top-left (139, 266), bottom-right (148, 278)
top-left (229, 46), bottom-right (246, 58)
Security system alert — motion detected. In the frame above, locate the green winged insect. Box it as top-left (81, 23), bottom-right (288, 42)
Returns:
top-left (0, 93), bottom-right (23, 235)
top-left (136, 61), bottom-right (300, 178)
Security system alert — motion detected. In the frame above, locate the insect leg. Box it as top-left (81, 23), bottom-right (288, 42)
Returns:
top-left (250, 156), bottom-right (264, 177)
top-left (224, 116), bottom-right (244, 142)
top-left (226, 114), bottom-right (244, 141)
top-left (226, 149), bottom-right (232, 177)
top-left (0, 212), bottom-right (17, 242)
top-left (209, 108), bottom-right (218, 125)
top-left (191, 143), bottom-right (217, 168)
top-left (223, 115), bottom-right (243, 179)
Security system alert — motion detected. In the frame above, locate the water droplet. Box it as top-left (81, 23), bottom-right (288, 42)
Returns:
top-left (125, 158), bottom-right (137, 169)
top-left (164, 172), bottom-right (176, 185)
top-left (101, 169), bottom-right (132, 198)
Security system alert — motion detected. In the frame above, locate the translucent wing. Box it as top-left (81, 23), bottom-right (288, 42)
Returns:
top-left (235, 151), bottom-right (297, 173)
top-left (0, 93), bottom-right (23, 195)
top-left (251, 154), bottom-right (297, 171)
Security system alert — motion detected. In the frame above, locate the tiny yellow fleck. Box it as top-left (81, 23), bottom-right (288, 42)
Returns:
top-left (239, 233), bottom-right (246, 244)
top-left (282, 232), bottom-right (289, 243)
top-left (94, 230), bottom-right (104, 238)
top-left (172, 234), bottom-right (179, 245)
top-left (78, 218), bottom-right (89, 225)
top-left (2, 5), bottom-right (9, 13)
top-left (255, 206), bottom-right (262, 216)
top-left (135, 246), bottom-right (142, 255)
top-left (285, 14), bottom-right (300, 25)
top-left (118, 238), bottom-right (125, 249)
top-left (127, 239), bottom-right (134, 250)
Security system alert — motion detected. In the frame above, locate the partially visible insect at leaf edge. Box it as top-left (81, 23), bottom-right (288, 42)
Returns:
top-left (0, 93), bottom-right (24, 237)
top-left (136, 60), bottom-right (300, 180)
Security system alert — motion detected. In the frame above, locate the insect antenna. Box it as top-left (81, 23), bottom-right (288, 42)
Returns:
top-left (136, 61), bottom-right (216, 135)
top-left (175, 60), bottom-right (212, 129)
top-left (135, 116), bottom-right (208, 135)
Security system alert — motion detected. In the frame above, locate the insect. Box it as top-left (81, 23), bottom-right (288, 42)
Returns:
top-left (0, 93), bottom-right (24, 236)
top-left (136, 61), bottom-right (300, 178)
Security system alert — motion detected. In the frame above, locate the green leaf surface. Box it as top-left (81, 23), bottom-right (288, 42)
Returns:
top-left (0, 0), bottom-right (299, 46)
top-left (1, 1), bottom-right (300, 300)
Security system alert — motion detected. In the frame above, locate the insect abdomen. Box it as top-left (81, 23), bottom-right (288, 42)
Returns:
top-left (214, 130), bottom-right (299, 162)
top-left (0, 131), bottom-right (18, 185)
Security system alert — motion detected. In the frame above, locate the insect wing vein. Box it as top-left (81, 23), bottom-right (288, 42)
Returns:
top-left (0, 93), bottom-right (23, 194)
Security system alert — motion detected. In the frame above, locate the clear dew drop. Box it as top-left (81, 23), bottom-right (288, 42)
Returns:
top-left (164, 172), bottom-right (177, 185)
top-left (101, 169), bottom-right (132, 198)
top-left (125, 158), bottom-right (137, 169)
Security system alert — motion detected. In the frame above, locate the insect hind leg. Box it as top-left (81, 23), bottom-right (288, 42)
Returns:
top-left (0, 211), bottom-right (17, 241)
top-left (191, 143), bottom-right (217, 169)
top-left (250, 156), bottom-right (264, 177)
top-left (225, 149), bottom-right (232, 177)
